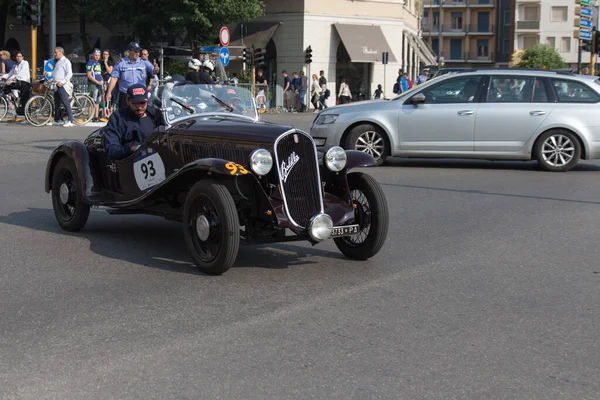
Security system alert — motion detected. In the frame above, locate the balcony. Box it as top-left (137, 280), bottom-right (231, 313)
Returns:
top-left (467, 0), bottom-right (495, 6)
top-left (422, 24), bottom-right (468, 35)
top-left (467, 52), bottom-right (495, 62)
top-left (516, 20), bottom-right (540, 31)
top-left (424, 0), bottom-right (467, 7)
top-left (445, 52), bottom-right (468, 62)
top-left (467, 24), bottom-right (495, 34)
top-left (516, 0), bottom-right (540, 2)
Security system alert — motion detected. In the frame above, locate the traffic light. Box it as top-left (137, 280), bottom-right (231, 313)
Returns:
top-left (242, 47), bottom-right (251, 66)
top-left (254, 48), bottom-right (265, 66)
top-left (304, 45), bottom-right (312, 64)
top-left (16, 0), bottom-right (42, 26)
top-left (595, 29), bottom-right (600, 54)
top-left (583, 40), bottom-right (591, 52)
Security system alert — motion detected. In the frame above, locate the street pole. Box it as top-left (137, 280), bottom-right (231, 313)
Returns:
top-left (590, 31), bottom-right (597, 76)
top-left (577, 40), bottom-right (582, 74)
top-left (384, 63), bottom-right (386, 98)
top-left (31, 25), bottom-right (37, 81)
top-left (438, 1), bottom-right (443, 70)
top-left (49, 0), bottom-right (56, 58)
top-left (251, 45), bottom-right (256, 97)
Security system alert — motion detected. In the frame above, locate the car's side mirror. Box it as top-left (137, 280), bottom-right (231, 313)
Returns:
top-left (411, 93), bottom-right (426, 105)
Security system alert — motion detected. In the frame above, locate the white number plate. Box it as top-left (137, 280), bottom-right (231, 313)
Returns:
top-left (331, 224), bottom-right (360, 237)
top-left (134, 151), bottom-right (166, 191)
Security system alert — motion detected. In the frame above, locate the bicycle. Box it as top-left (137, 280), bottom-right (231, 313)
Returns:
top-left (0, 80), bottom-right (23, 122)
top-left (24, 80), bottom-right (95, 126)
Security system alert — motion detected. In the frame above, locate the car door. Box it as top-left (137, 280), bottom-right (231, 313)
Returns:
top-left (398, 75), bottom-right (484, 153)
top-left (474, 75), bottom-right (556, 154)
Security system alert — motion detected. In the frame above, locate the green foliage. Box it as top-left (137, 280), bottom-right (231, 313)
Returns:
top-left (236, 69), bottom-right (253, 83)
top-left (516, 44), bottom-right (568, 69)
top-left (162, 58), bottom-right (187, 77)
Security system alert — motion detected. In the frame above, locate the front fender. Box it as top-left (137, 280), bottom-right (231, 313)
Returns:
top-left (345, 150), bottom-right (377, 170)
top-left (45, 141), bottom-right (96, 203)
top-left (187, 158), bottom-right (252, 176)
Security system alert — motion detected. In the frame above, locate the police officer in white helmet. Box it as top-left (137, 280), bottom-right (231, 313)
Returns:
top-left (197, 60), bottom-right (214, 84)
top-left (185, 58), bottom-right (202, 84)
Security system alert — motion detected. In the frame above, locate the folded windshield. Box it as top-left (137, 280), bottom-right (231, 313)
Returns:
top-left (157, 84), bottom-right (258, 125)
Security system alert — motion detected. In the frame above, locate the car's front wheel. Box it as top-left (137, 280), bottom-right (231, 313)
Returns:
top-left (334, 172), bottom-right (389, 260)
top-left (51, 157), bottom-right (90, 231)
top-left (534, 129), bottom-right (581, 172)
top-left (346, 124), bottom-right (388, 166)
top-left (183, 181), bottom-right (240, 275)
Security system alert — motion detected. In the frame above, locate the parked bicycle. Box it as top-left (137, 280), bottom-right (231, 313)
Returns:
top-left (0, 80), bottom-right (23, 122)
top-left (24, 80), bottom-right (94, 126)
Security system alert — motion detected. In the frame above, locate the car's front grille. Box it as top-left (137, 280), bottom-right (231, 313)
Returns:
top-left (177, 141), bottom-right (252, 165)
top-left (274, 130), bottom-right (322, 229)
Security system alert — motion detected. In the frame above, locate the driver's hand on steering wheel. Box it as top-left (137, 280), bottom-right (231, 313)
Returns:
top-left (130, 144), bottom-right (140, 152)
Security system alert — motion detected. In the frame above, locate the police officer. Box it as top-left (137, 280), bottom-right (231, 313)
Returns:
top-left (103, 83), bottom-right (157, 160)
top-left (197, 60), bottom-right (215, 84)
top-left (105, 42), bottom-right (155, 110)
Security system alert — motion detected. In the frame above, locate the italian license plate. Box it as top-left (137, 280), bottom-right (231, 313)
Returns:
top-left (331, 224), bottom-right (360, 237)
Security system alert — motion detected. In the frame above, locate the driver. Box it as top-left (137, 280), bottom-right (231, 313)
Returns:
top-left (103, 84), bottom-right (157, 160)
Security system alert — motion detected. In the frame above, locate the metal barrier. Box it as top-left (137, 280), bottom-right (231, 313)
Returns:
top-left (72, 73), bottom-right (89, 94)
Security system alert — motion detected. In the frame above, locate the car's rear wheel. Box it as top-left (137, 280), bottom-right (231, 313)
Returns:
top-left (334, 172), bottom-right (389, 260)
top-left (51, 157), bottom-right (90, 231)
top-left (183, 181), bottom-right (240, 275)
top-left (346, 124), bottom-right (388, 166)
top-left (534, 129), bottom-right (581, 172)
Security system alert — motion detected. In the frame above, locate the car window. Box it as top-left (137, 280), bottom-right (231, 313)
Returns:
top-left (487, 76), bottom-right (549, 103)
top-left (419, 76), bottom-right (482, 104)
top-left (551, 79), bottom-right (600, 103)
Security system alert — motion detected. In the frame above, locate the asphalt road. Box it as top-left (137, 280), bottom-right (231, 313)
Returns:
top-left (1, 116), bottom-right (599, 399)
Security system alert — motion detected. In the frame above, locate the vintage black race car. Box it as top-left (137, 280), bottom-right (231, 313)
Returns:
top-left (45, 84), bottom-right (389, 275)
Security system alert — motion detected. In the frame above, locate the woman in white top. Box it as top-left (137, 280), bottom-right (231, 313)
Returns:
top-left (338, 78), bottom-right (352, 104)
top-left (310, 74), bottom-right (320, 112)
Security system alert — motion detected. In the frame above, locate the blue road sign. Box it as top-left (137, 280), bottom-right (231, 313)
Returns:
top-left (580, 30), bottom-right (592, 40)
top-left (199, 46), bottom-right (220, 53)
top-left (581, 7), bottom-right (593, 17)
top-left (219, 47), bottom-right (230, 67)
top-left (580, 19), bottom-right (592, 28)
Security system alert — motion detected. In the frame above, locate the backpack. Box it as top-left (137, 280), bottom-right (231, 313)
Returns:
top-left (324, 89), bottom-right (331, 98)
top-left (392, 82), bottom-right (399, 94)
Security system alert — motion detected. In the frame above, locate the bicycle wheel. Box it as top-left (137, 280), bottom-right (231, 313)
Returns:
top-left (0, 96), bottom-right (8, 121)
top-left (25, 95), bottom-right (53, 126)
top-left (72, 94), bottom-right (94, 126)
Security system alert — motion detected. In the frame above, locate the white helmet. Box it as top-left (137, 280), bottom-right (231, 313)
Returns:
top-left (202, 60), bottom-right (215, 72)
top-left (188, 58), bottom-right (201, 70)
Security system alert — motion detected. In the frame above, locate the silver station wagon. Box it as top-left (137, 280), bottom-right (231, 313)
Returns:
top-left (310, 70), bottom-right (600, 172)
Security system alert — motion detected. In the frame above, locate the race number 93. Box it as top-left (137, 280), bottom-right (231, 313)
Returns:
top-left (225, 162), bottom-right (248, 175)
top-left (134, 153), bottom-right (166, 190)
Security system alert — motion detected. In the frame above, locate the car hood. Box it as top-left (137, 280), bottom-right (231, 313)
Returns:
top-left (323, 99), bottom-right (389, 114)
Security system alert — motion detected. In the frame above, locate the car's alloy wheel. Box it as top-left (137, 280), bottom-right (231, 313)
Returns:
top-left (346, 124), bottom-right (387, 166)
top-left (334, 172), bottom-right (389, 260)
top-left (534, 130), bottom-right (581, 172)
top-left (51, 157), bottom-right (90, 231)
top-left (183, 181), bottom-right (240, 275)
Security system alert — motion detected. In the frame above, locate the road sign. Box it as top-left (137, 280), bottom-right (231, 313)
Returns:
top-left (199, 46), bottom-right (220, 53)
top-left (581, 0), bottom-right (593, 6)
top-left (219, 47), bottom-right (230, 66)
top-left (581, 7), bottom-right (593, 17)
top-left (581, 19), bottom-right (592, 29)
top-left (382, 52), bottom-right (389, 64)
top-left (580, 30), bottom-right (592, 40)
top-left (219, 26), bottom-right (230, 47)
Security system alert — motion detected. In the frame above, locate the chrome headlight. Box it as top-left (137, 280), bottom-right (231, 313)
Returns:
top-left (308, 213), bottom-right (333, 242)
top-left (249, 149), bottom-right (273, 176)
top-left (314, 114), bottom-right (339, 125)
top-left (325, 146), bottom-right (347, 172)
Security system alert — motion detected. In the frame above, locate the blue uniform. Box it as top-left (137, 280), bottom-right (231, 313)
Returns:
top-left (111, 57), bottom-right (155, 93)
top-left (103, 108), bottom-right (156, 159)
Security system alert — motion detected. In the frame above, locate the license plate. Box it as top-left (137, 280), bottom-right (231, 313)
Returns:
top-left (331, 224), bottom-right (360, 237)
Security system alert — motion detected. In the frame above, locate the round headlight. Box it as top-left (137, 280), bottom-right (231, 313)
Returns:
top-left (308, 213), bottom-right (333, 242)
top-left (325, 146), bottom-right (347, 172)
top-left (250, 149), bottom-right (273, 176)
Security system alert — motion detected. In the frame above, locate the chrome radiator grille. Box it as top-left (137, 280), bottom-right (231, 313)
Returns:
top-left (274, 130), bottom-right (322, 228)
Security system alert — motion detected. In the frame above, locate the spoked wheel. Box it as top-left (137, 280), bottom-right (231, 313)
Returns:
top-left (0, 96), bottom-right (8, 121)
top-left (183, 181), bottom-right (240, 275)
top-left (72, 94), bottom-right (94, 126)
top-left (51, 157), bottom-right (90, 231)
top-left (534, 129), bottom-right (581, 172)
top-left (346, 123), bottom-right (388, 166)
top-left (334, 172), bottom-right (389, 260)
top-left (25, 95), bottom-right (53, 126)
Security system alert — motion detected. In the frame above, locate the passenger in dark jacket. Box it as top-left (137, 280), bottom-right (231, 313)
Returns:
top-left (104, 84), bottom-right (157, 160)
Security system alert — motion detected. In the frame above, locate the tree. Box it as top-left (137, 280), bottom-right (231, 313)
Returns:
top-left (516, 44), bottom-right (568, 69)
top-left (0, 0), bottom-right (19, 49)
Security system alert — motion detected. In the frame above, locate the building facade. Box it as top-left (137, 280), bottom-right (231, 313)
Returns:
top-left (495, 0), bottom-right (514, 66)
top-left (228, 0), bottom-right (437, 106)
top-left (421, 0), bottom-right (498, 67)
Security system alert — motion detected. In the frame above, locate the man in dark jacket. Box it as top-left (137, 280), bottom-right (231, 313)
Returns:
top-left (103, 84), bottom-right (157, 160)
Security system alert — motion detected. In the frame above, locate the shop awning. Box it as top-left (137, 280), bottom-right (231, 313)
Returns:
top-left (228, 22), bottom-right (280, 58)
top-left (333, 23), bottom-right (397, 63)
top-left (405, 32), bottom-right (437, 66)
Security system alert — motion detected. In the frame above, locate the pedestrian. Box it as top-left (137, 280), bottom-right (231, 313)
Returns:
top-left (298, 71), bottom-right (308, 112)
top-left (1, 50), bottom-right (15, 75)
top-left (318, 70), bottom-right (328, 110)
top-left (291, 72), bottom-right (300, 111)
top-left (86, 48), bottom-right (103, 122)
top-left (373, 84), bottom-right (383, 99)
top-left (230, 72), bottom-right (239, 85)
top-left (141, 48), bottom-right (160, 96)
top-left (393, 69), bottom-right (408, 94)
top-left (338, 78), bottom-right (352, 104)
top-left (51, 46), bottom-right (74, 127)
top-left (416, 69), bottom-right (429, 85)
top-left (404, 72), bottom-right (413, 90)
top-left (1, 51), bottom-right (30, 115)
top-left (105, 42), bottom-right (155, 110)
top-left (282, 70), bottom-right (292, 111)
top-left (310, 73), bottom-right (320, 112)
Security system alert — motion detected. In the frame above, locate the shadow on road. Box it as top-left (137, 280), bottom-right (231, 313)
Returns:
top-left (382, 157), bottom-right (600, 172)
top-left (0, 207), bottom-right (343, 276)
